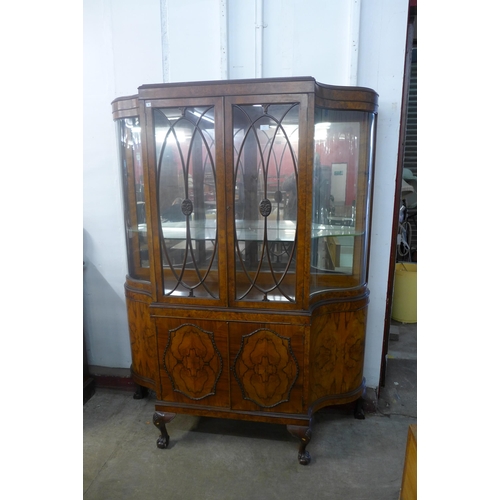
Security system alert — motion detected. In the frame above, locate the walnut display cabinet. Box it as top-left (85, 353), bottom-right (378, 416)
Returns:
top-left (112, 77), bottom-right (378, 465)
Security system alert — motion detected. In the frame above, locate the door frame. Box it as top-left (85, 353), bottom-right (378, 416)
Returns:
top-left (378, 3), bottom-right (417, 390)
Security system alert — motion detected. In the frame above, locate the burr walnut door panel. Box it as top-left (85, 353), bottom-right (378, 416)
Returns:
top-left (155, 318), bottom-right (229, 408)
top-left (125, 292), bottom-right (159, 390)
top-left (309, 306), bottom-right (367, 403)
top-left (228, 322), bottom-right (305, 414)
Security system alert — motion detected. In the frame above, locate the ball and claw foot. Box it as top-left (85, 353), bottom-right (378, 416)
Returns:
top-left (156, 434), bottom-right (169, 449)
top-left (153, 411), bottom-right (175, 449)
top-left (287, 424), bottom-right (312, 465)
top-left (298, 449), bottom-right (312, 465)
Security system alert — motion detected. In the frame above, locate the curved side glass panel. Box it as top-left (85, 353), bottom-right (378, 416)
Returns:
top-left (117, 117), bottom-right (149, 279)
top-left (154, 106), bottom-right (219, 298)
top-left (310, 109), bottom-right (375, 292)
top-left (232, 103), bottom-right (299, 302)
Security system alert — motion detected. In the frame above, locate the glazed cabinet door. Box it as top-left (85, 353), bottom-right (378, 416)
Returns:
top-left (115, 110), bottom-right (150, 282)
top-left (225, 95), bottom-right (310, 310)
top-left (310, 108), bottom-right (376, 292)
top-left (143, 97), bottom-right (228, 305)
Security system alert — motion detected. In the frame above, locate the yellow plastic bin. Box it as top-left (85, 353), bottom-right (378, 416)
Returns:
top-left (391, 263), bottom-right (417, 323)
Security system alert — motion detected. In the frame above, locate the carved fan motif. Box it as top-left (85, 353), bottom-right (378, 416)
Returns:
top-left (163, 324), bottom-right (222, 400)
top-left (233, 329), bottom-right (298, 408)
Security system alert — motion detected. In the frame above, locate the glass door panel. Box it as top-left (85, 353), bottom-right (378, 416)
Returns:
top-left (310, 109), bottom-right (375, 291)
top-left (154, 106), bottom-right (219, 298)
top-left (232, 103), bottom-right (299, 302)
top-left (117, 116), bottom-right (149, 279)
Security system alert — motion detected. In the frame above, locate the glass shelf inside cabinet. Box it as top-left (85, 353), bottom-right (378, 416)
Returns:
top-left (235, 219), bottom-right (296, 242)
top-left (162, 220), bottom-right (217, 240)
top-left (311, 224), bottom-right (361, 238)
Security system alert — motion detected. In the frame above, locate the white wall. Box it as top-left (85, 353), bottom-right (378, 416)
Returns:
top-left (357, 0), bottom-right (410, 387)
top-left (83, 0), bottom-right (409, 388)
top-left (83, 0), bottom-right (163, 368)
top-left (163, 0), bottom-right (225, 82)
top-left (227, 0), bottom-right (353, 82)
top-left (261, 0), bottom-right (353, 83)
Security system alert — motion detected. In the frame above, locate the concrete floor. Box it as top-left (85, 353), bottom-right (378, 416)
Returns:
top-left (83, 321), bottom-right (416, 500)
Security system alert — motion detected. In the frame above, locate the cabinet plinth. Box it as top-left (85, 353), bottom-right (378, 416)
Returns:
top-left (113, 77), bottom-right (378, 464)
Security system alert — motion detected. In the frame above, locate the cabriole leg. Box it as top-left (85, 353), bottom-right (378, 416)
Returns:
top-left (287, 423), bottom-right (312, 465)
top-left (153, 411), bottom-right (176, 449)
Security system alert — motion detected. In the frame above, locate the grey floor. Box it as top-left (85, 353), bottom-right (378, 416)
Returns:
top-left (83, 321), bottom-right (416, 500)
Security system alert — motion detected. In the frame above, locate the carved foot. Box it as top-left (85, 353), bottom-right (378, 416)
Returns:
top-left (153, 411), bottom-right (176, 449)
top-left (287, 424), bottom-right (312, 465)
top-left (133, 384), bottom-right (149, 400)
top-left (354, 398), bottom-right (365, 419)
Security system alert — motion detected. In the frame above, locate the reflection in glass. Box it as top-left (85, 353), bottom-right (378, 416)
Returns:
top-left (154, 107), bottom-right (218, 298)
top-left (232, 103), bottom-right (299, 302)
top-left (118, 117), bottom-right (149, 277)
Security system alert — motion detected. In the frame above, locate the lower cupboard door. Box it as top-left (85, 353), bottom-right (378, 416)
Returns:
top-left (229, 322), bottom-right (304, 414)
top-left (155, 318), bottom-right (230, 408)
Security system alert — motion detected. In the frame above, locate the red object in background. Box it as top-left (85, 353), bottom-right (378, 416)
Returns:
top-left (315, 131), bottom-right (359, 206)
